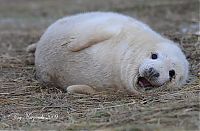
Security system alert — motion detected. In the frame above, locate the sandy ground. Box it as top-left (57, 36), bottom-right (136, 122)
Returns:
top-left (0, 0), bottom-right (199, 130)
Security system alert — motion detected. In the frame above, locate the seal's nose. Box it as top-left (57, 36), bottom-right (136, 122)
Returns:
top-left (144, 67), bottom-right (160, 79)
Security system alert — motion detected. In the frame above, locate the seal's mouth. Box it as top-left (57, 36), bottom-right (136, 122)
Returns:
top-left (137, 77), bottom-right (153, 88)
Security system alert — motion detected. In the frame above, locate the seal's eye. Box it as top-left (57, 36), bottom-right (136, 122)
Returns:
top-left (169, 70), bottom-right (175, 78)
top-left (151, 53), bottom-right (158, 59)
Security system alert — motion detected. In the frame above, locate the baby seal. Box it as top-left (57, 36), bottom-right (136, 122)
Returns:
top-left (28, 12), bottom-right (189, 94)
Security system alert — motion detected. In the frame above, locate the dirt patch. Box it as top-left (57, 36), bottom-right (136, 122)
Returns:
top-left (0, 0), bottom-right (199, 130)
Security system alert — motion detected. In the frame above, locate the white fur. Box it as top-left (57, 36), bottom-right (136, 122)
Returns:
top-left (33, 12), bottom-right (189, 94)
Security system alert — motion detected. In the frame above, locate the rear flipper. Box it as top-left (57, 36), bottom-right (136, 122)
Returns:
top-left (26, 43), bottom-right (37, 64)
top-left (26, 43), bottom-right (37, 53)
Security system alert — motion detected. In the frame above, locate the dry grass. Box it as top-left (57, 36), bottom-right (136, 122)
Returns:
top-left (0, 0), bottom-right (199, 130)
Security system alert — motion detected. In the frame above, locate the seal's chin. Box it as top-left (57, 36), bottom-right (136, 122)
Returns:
top-left (137, 77), bottom-right (153, 88)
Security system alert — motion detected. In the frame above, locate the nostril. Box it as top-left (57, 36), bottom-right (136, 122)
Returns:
top-left (148, 67), bottom-right (154, 73)
top-left (145, 67), bottom-right (160, 79)
top-left (154, 72), bottom-right (160, 78)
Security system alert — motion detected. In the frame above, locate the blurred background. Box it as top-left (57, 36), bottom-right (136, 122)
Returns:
top-left (0, 0), bottom-right (199, 33)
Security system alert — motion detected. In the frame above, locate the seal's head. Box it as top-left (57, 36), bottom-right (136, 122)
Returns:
top-left (137, 42), bottom-right (189, 90)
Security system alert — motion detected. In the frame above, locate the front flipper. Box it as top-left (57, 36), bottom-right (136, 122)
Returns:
top-left (67, 85), bottom-right (97, 95)
top-left (63, 24), bottom-right (122, 52)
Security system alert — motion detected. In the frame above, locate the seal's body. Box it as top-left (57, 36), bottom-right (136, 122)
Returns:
top-left (30, 12), bottom-right (189, 94)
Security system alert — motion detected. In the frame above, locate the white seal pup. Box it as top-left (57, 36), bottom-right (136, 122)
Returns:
top-left (27, 12), bottom-right (189, 94)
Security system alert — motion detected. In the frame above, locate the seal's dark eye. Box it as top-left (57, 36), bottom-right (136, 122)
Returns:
top-left (169, 70), bottom-right (175, 78)
top-left (151, 53), bottom-right (158, 59)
